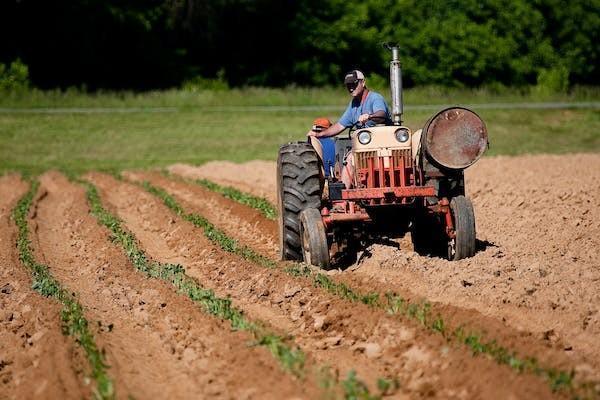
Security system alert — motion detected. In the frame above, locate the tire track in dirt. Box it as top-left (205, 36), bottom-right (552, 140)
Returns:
top-left (168, 155), bottom-right (600, 379)
top-left (122, 171), bottom-right (564, 399)
top-left (0, 175), bottom-right (89, 400)
top-left (31, 172), bottom-right (309, 399)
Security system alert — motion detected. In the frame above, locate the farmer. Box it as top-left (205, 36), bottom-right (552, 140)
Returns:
top-left (307, 69), bottom-right (391, 188)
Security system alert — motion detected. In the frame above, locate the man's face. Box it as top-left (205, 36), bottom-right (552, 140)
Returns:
top-left (346, 79), bottom-right (365, 97)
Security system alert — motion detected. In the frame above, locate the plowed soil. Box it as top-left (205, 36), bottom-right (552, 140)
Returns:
top-left (27, 172), bottom-right (311, 399)
top-left (168, 153), bottom-right (600, 382)
top-left (0, 175), bottom-right (89, 400)
top-left (3, 152), bottom-right (598, 398)
top-left (124, 170), bottom-right (564, 399)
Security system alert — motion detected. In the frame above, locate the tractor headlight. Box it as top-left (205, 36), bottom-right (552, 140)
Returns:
top-left (357, 130), bottom-right (372, 145)
top-left (395, 128), bottom-right (410, 143)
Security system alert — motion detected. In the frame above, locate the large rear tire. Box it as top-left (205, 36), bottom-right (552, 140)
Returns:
top-left (448, 195), bottom-right (476, 260)
top-left (277, 142), bottom-right (323, 261)
top-left (299, 208), bottom-right (330, 268)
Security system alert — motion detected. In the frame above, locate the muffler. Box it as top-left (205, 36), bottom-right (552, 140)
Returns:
top-left (386, 43), bottom-right (403, 125)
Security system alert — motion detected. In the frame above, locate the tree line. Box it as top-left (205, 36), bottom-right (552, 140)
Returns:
top-left (0, 0), bottom-right (597, 90)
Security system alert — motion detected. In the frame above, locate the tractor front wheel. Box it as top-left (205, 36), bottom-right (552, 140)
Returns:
top-left (447, 195), bottom-right (476, 260)
top-left (299, 208), bottom-right (330, 269)
top-left (277, 142), bottom-right (323, 261)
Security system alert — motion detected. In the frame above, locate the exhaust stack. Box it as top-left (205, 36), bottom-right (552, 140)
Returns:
top-left (388, 44), bottom-right (403, 125)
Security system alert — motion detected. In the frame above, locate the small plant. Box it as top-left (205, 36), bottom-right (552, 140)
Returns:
top-left (342, 371), bottom-right (380, 400)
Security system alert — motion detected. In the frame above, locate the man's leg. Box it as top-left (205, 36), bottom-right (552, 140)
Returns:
top-left (341, 152), bottom-right (354, 189)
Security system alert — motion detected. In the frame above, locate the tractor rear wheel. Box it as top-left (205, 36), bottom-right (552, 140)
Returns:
top-left (299, 208), bottom-right (330, 268)
top-left (447, 195), bottom-right (476, 260)
top-left (277, 142), bottom-right (323, 261)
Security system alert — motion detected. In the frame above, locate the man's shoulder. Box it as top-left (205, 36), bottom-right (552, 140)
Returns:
top-left (368, 91), bottom-right (386, 101)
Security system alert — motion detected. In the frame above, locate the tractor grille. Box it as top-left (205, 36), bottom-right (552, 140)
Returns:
top-left (355, 149), bottom-right (413, 170)
top-left (355, 151), bottom-right (377, 170)
top-left (392, 149), bottom-right (413, 170)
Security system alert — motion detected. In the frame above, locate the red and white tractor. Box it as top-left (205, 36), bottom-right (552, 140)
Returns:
top-left (277, 45), bottom-right (488, 268)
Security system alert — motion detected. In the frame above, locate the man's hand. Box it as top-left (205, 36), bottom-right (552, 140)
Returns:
top-left (358, 113), bottom-right (370, 124)
top-left (307, 130), bottom-right (319, 137)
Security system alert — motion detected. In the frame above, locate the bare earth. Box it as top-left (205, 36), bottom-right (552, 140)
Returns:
top-left (2, 153), bottom-right (598, 398)
top-left (0, 175), bottom-right (90, 400)
top-left (169, 154), bottom-right (600, 379)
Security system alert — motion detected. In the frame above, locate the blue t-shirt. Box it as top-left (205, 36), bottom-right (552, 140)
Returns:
top-left (338, 91), bottom-right (391, 128)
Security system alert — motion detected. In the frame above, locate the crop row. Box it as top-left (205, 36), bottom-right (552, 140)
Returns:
top-left (83, 179), bottom-right (393, 399)
top-left (151, 174), bottom-right (599, 399)
top-left (13, 180), bottom-right (114, 400)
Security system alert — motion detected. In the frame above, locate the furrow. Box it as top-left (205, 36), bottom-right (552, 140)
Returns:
top-left (121, 171), bottom-right (565, 399)
top-left (31, 171), bottom-right (308, 399)
top-left (86, 172), bottom-right (390, 398)
top-left (149, 170), bottom-right (600, 397)
top-left (168, 157), bottom-right (600, 373)
top-left (0, 175), bottom-right (90, 399)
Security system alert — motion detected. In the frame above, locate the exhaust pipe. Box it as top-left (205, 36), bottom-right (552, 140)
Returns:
top-left (387, 44), bottom-right (403, 125)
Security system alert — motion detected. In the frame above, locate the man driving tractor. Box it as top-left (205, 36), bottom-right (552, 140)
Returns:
top-left (307, 70), bottom-right (392, 188)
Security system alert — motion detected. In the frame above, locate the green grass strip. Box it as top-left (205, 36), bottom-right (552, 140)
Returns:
top-left (162, 170), bottom-right (277, 220)
top-left (99, 179), bottom-right (391, 398)
top-left (13, 180), bottom-right (114, 400)
top-left (139, 180), bottom-right (599, 399)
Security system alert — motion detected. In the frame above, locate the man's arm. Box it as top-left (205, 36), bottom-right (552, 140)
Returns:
top-left (307, 122), bottom-right (346, 138)
top-left (358, 110), bottom-right (386, 124)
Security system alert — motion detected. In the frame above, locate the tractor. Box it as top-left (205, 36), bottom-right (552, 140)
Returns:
top-left (277, 44), bottom-right (488, 269)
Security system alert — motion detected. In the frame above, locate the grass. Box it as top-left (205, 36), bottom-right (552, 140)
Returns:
top-left (140, 179), bottom-right (600, 399)
top-left (13, 179), bottom-right (114, 400)
top-left (82, 179), bottom-right (389, 399)
top-left (0, 87), bottom-right (598, 176)
top-left (1, 85), bottom-right (599, 108)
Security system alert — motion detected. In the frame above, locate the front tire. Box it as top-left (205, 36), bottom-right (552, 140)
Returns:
top-left (299, 208), bottom-right (330, 268)
top-left (277, 142), bottom-right (323, 261)
top-left (448, 195), bottom-right (476, 260)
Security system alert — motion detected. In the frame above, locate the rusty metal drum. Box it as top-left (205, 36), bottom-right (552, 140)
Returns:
top-left (422, 107), bottom-right (488, 170)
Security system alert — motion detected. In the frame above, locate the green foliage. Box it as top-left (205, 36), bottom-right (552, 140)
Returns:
top-left (2, 1), bottom-right (598, 89)
top-left (13, 180), bottom-right (114, 400)
top-left (535, 66), bottom-right (570, 96)
top-left (182, 70), bottom-right (229, 92)
top-left (0, 59), bottom-right (30, 92)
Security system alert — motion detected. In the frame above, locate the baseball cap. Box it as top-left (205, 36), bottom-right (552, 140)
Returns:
top-left (344, 70), bottom-right (365, 85)
top-left (312, 117), bottom-right (332, 132)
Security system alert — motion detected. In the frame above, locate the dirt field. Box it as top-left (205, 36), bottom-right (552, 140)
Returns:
top-left (1, 153), bottom-right (598, 399)
top-left (168, 154), bottom-right (600, 382)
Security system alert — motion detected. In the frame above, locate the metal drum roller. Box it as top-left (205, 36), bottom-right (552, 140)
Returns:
top-left (422, 107), bottom-right (488, 170)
